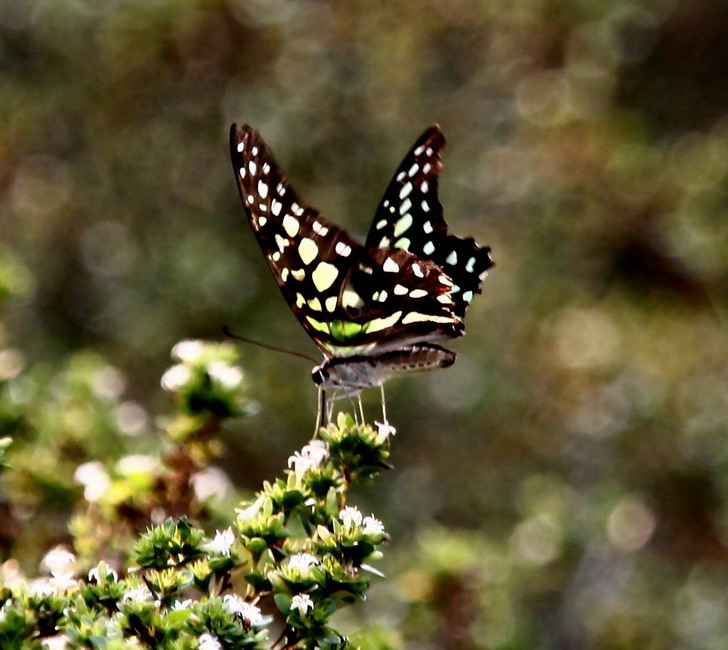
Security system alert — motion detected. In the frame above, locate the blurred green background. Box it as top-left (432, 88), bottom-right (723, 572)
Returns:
top-left (2, 0), bottom-right (728, 647)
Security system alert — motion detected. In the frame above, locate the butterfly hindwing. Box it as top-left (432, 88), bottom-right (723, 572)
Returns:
top-left (365, 125), bottom-right (494, 317)
top-left (230, 124), bottom-right (462, 357)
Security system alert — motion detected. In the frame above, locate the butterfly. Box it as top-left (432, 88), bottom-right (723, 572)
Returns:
top-left (229, 123), bottom-right (493, 413)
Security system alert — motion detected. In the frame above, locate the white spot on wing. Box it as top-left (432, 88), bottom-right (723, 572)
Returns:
top-left (394, 214), bottom-right (413, 237)
top-left (422, 200), bottom-right (430, 213)
top-left (412, 263), bottom-right (424, 278)
top-left (393, 284), bottom-right (408, 295)
top-left (423, 162), bottom-right (431, 174)
top-left (365, 310), bottom-right (402, 333)
top-left (247, 195), bottom-right (254, 205)
top-left (280, 268), bottom-right (289, 282)
top-left (311, 261), bottom-right (339, 291)
top-left (239, 166), bottom-right (246, 179)
top-left (423, 241), bottom-right (435, 255)
top-left (257, 180), bottom-right (268, 198)
top-left (402, 312), bottom-right (453, 325)
top-left (342, 288), bottom-right (364, 310)
top-left (262, 163), bottom-right (270, 174)
top-left (376, 219), bottom-right (387, 230)
top-left (439, 274), bottom-right (453, 286)
top-left (394, 237), bottom-right (410, 250)
top-left (335, 241), bottom-right (352, 257)
top-left (466, 257), bottom-right (476, 273)
top-left (408, 163), bottom-right (419, 177)
top-left (237, 142), bottom-right (245, 153)
top-left (325, 296), bottom-right (337, 312)
top-left (291, 268), bottom-right (305, 281)
top-left (409, 289), bottom-right (428, 298)
top-left (421, 181), bottom-right (429, 193)
top-left (414, 145), bottom-right (424, 155)
top-left (258, 216), bottom-right (267, 226)
top-left (275, 234), bottom-right (289, 252)
top-left (400, 198), bottom-right (412, 214)
top-left (396, 172), bottom-right (406, 181)
top-left (271, 200), bottom-right (282, 216)
top-left (248, 160), bottom-right (257, 175)
top-left (383, 258), bottom-right (399, 273)
top-left (423, 221), bottom-right (433, 234)
top-left (298, 238), bottom-right (319, 265)
top-left (399, 182), bottom-right (413, 199)
top-left (283, 215), bottom-right (300, 237)
top-left (462, 290), bottom-right (474, 303)
top-left (446, 251), bottom-right (458, 265)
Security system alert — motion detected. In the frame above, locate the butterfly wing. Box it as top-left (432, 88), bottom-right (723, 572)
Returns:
top-left (365, 125), bottom-right (494, 318)
top-left (230, 124), bottom-right (462, 358)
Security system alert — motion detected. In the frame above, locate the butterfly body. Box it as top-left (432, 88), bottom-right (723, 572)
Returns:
top-left (312, 343), bottom-right (457, 392)
top-left (230, 123), bottom-right (493, 394)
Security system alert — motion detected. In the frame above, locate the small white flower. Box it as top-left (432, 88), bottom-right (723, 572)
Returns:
top-left (339, 506), bottom-right (363, 532)
top-left (29, 580), bottom-right (56, 597)
top-left (198, 633), bottom-right (222, 650)
top-left (236, 495), bottom-right (265, 522)
top-left (116, 454), bottom-right (157, 476)
top-left (88, 565), bottom-right (119, 583)
top-left (171, 339), bottom-right (206, 362)
top-left (42, 547), bottom-right (76, 575)
top-left (287, 451), bottom-right (317, 480)
top-left (50, 572), bottom-right (77, 592)
top-left (287, 553), bottom-right (319, 578)
top-left (362, 515), bottom-right (386, 537)
top-left (290, 593), bottom-right (314, 615)
top-left (207, 361), bottom-right (244, 389)
top-left (222, 594), bottom-right (263, 626)
top-left (374, 421), bottom-right (396, 444)
top-left (171, 598), bottom-right (193, 611)
top-left (122, 584), bottom-right (153, 602)
top-left (74, 461), bottom-right (111, 502)
top-left (41, 634), bottom-right (69, 650)
top-left (300, 440), bottom-right (329, 466)
top-left (160, 364), bottom-right (191, 391)
top-left (205, 528), bottom-right (235, 556)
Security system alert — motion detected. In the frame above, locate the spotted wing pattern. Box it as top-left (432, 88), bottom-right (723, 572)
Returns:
top-left (365, 125), bottom-right (494, 318)
top-left (230, 124), bottom-right (463, 358)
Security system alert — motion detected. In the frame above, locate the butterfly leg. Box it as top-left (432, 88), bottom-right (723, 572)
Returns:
top-left (357, 394), bottom-right (365, 423)
top-left (347, 395), bottom-right (360, 424)
top-left (314, 387), bottom-right (326, 436)
top-left (380, 383), bottom-right (388, 425)
top-left (326, 391), bottom-right (336, 426)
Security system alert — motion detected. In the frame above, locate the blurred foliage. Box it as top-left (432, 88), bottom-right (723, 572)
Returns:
top-left (1, 0), bottom-right (728, 647)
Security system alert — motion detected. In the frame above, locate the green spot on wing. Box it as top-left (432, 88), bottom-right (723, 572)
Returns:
top-left (330, 320), bottom-right (368, 341)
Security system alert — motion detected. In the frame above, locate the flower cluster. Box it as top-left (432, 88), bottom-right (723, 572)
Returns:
top-left (0, 345), bottom-right (393, 649)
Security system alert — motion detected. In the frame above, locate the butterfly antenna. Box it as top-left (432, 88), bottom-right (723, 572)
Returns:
top-left (222, 325), bottom-right (318, 364)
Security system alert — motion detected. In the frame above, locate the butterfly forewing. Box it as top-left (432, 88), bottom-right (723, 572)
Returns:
top-left (366, 125), bottom-right (494, 318)
top-left (230, 124), bottom-right (462, 358)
